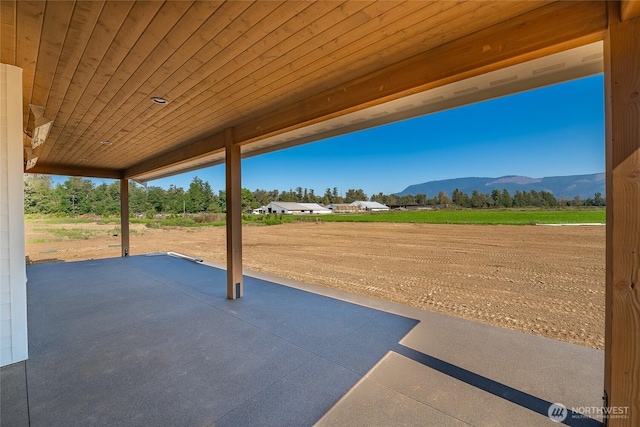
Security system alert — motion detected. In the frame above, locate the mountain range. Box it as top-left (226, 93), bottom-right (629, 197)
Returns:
top-left (397, 173), bottom-right (605, 200)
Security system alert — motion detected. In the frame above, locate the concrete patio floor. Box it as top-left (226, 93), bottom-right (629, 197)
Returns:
top-left (1, 254), bottom-right (603, 426)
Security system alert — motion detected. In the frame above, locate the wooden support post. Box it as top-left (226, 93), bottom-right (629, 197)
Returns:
top-left (120, 178), bottom-right (130, 257)
top-left (225, 127), bottom-right (243, 299)
top-left (604, 4), bottom-right (640, 426)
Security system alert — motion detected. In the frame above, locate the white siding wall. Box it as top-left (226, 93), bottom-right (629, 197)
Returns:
top-left (0, 64), bottom-right (28, 366)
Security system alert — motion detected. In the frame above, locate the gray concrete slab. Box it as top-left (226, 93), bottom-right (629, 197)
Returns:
top-left (0, 362), bottom-right (29, 427)
top-left (27, 266), bottom-right (214, 357)
top-left (26, 305), bottom-right (314, 426)
top-left (0, 255), bottom-right (605, 426)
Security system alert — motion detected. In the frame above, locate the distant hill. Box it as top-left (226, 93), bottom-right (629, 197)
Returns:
top-left (398, 173), bottom-right (605, 200)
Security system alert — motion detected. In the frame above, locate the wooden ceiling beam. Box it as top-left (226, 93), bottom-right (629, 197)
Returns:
top-left (26, 162), bottom-right (120, 179)
top-left (124, 130), bottom-right (225, 179)
top-left (29, 1), bottom-right (75, 125)
top-left (621, 0), bottom-right (640, 21)
top-left (233, 1), bottom-right (608, 145)
top-left (14, 1), bottom-right (45, 126)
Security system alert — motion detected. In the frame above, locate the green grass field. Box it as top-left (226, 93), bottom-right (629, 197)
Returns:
top-left (294, 209), bottom-right (606, 225)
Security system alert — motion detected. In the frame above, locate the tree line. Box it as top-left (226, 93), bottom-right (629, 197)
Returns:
top-left (24, 174), bottom-right (605, 217)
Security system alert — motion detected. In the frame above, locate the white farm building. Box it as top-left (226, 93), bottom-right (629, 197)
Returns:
top-left (350, 201), bottom-right (390, 211)
top-left (264, 202), bottom-right (332, 215)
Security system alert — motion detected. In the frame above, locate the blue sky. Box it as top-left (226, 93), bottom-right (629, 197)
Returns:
top-left (88, 74), bottom-right (605, 197)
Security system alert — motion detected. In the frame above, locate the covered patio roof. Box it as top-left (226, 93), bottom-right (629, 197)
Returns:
top-left (0, 0), bottom-right (610, 180)
top-left (2, 1), bottom-right (640, 424)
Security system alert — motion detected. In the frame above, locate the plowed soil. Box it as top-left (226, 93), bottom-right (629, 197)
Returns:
top-left (25, 221), bottom-right (605, 349)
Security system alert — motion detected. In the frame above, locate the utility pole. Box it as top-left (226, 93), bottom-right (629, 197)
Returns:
top-left (70, 195), bottom-right (77, 217)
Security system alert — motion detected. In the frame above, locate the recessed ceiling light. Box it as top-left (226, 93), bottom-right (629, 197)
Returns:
top-left (101, 141), bottom-right (112, 146)
top-left (151, 97), bottom-right (169, 105)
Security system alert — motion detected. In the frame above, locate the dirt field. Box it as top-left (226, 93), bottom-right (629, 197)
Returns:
top-left (25, 220), bottom-right (605, 350)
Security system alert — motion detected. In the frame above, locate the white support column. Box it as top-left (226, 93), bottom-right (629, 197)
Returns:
top-left (0, 64), bottom-right (28, 366)
top-left (225, 127), bottom-right (243, 299)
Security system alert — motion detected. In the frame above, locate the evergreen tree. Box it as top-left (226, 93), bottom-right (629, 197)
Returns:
top-left (400, 194), bottom-right (416, 205)
top-left (344, 188), bottom-right (367, 203)
top-left (146, 186), bottom-right (167, 213)
top-left (166, 185), bottom-right (186, 214)
top-left (252, 189), bottom-right (271, 207)
top-left (279, 189), bottom-right (296, 202)
top-left (438, 191), bottom-right (451, 205)
top-left (540, 191), bottom-right (558, 207)
top-left (490, 189), bottom-right (503, 207)
top-left (470, 190), bottom-right (490, 208)
top-left (501, 189), bottom-right (513, 207)
top-left (323, 188), bottom-right (333, 205)
top-left (91, 182), bottom-right (119, 215)
top-left (452, 189), bottom-right (470, 207)
top-left (308, 188), bottom-right (317, 203)
top-left (186, 176), bottom-right (209, 213)
top-left (128, 182), bottom-right (149, 215)
top-left (593, 192), bottom-right (605, 206)
top-left (217, 190), bottom-right (227, 213)
top-left (513, 190), bottom-right (525, 207)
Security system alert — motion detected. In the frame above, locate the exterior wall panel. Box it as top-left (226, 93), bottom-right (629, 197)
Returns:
top-left (0, 63), bottom-right (27, 367)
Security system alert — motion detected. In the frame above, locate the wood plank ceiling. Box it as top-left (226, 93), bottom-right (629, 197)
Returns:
top-left (0, 1), bottom-right (608, 181)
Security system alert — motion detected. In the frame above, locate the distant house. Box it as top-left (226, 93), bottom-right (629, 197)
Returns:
top-left (350, 201), bottom-right (390, 211)
top-left (264, 202), bottom-right (332, 215)
top-left (326, 203), bottom-right (361, 213)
